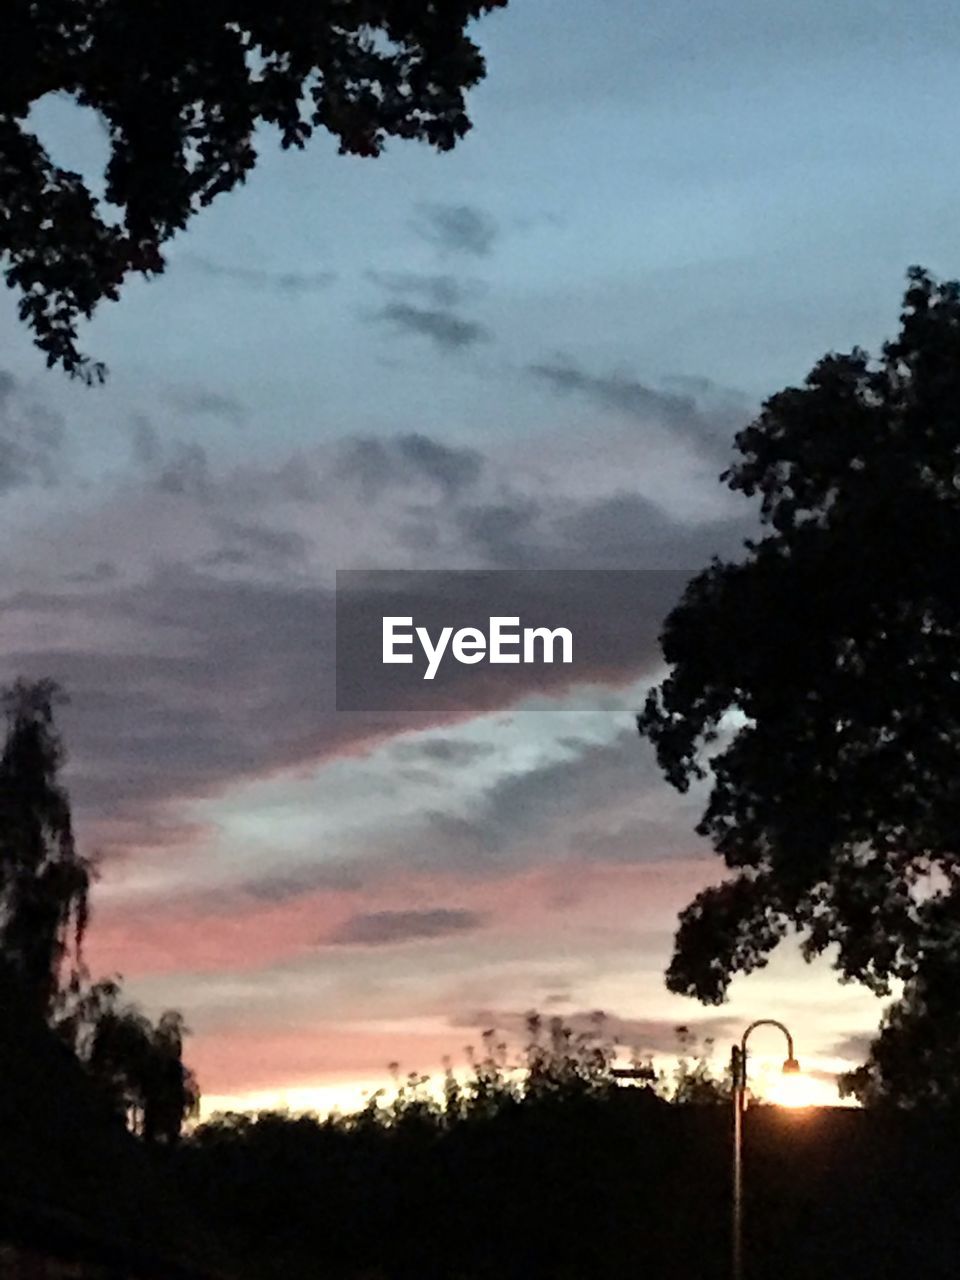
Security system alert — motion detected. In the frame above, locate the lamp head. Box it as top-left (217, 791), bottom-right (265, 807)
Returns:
top-left (782, 1056), bottom-right (801, 1075)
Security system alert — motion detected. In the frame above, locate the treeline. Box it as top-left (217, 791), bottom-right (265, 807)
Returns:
top-left (176, 1019), bottom-right (960, 1280)
top-left (179, 1017), bottom-right (732, 1280)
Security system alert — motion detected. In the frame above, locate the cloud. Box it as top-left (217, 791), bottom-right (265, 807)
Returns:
top-left (129, 415), bottom-right (161, 467)
top-left (88, 856), bottom-right (712, 1001)
top-left (157, 442), bottom-right (212, 498)
top-left (531, 359), bottom-right (749, 463)
top-left (406, 726), bottom-right (701, 875)
top-left (178, 253), bottom-right (337, 295)
top-left (550, 493), bottom-right (751, 569)
top-left (829, 1032), bottom-right (872, 1062)
top-left (413, 203), bottom-right (499, 256)
top-left (329, 908), bottom-right (486, 946)
top-left (376, 302), bottom-right (491, 350)
top-left (203, 518), bottom-right (308, 569)
top-left (168, 388), bottom-right (248, 426)
top-left (367, 271), bottom-right (479, 309)
top-left (127, 417), bottom-right (213, 498)
top-left (453, 498), bottom-right (543, 566)
top-left (0, 565), bottom-right (673, 871)
top-left (0, 416), bottom-right (753, 871)
top-left (392, 738), bottom-right (496, 767)
top-left (62, 561), bottom-right (119, 586)
top-left (334, 433), bottom-right (484, 497)
top-left (0, 569), bottom-right (341, 841)
top-left (0, 369), bottom-right (65, 493)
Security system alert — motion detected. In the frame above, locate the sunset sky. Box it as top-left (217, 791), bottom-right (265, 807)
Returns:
top-left (2, 0), bottom-right (958, 1115)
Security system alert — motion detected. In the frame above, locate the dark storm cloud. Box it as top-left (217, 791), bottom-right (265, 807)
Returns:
top-left (0, 369), bottom-right (65, 493)
top-left (531, 359), bottom-right (750, 463)
top-left (178, 253), bottom-right (337, 295)
top-left (329, 908), bottom-right (485, 946)
top-left (376, 301), bottom-right (491, 351)
top-left (413, 203), bottom-right (499, 256)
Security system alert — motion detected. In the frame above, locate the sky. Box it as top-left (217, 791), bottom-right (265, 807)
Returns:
top-left (2, 0), bottom-right (959, 1115)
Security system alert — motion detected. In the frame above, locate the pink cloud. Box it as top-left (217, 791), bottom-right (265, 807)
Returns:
top-left (87, 858), bottom-right (713, 979)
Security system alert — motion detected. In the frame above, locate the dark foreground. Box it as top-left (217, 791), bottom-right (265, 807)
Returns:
top-left (175, 1096), bottom-right (960, 1280)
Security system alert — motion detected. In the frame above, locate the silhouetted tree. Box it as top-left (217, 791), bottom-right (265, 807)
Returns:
top-left (0, 677), bottom-right (198, 1139)
top-left (1, 1), bottom-right (507, 379)
top-left (838, 944), bottom-right (960, 1109)
top-left (639, 269), bottom-right (960, 1077)
top-left (55, 976), bottom-right (200, 1143)
top-left (0, 678), bottom-right (91, 1016)
top-left (664, 1026), bottom-right (731, 1105)
top-left (181, 1015), bottom-right (683, 1280)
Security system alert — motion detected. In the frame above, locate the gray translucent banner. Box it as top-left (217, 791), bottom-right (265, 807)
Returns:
top-left (335, 569), bottom-right (690, 712)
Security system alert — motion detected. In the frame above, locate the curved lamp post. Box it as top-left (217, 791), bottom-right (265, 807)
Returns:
top-left (731, 1020), bottom-right (800, 1280)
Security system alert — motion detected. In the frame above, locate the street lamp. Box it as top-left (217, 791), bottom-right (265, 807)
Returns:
top-left (730, 1020), bottom-right (799, 1280)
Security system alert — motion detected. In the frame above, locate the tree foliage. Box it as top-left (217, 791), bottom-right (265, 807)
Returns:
top-left (290, 1013), bottom-right (724, 1137)
top-left (0, 676), bottom-right (199, 1140)
top-left (1, 1), bottom-right (507, 378)
top-left (54, 976), bottom-right (201, 1143)
top-left (838, 946), bottom-right (960, 1109)
top-left (639, 268), bottom-right (960, 1019)
top-left (666, 1025), bottom-right (732, 1106)
top-left (0, 678), bottom-right (91, 1015)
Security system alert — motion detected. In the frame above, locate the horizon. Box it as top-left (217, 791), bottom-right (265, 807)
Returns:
top-left (2, 0), bottom-right (955, 1116)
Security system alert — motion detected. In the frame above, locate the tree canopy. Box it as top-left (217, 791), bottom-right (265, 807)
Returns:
top-left (639, 269), bottom-right (960, 1028)
top-left (1, 1), bottom-right (507, 379)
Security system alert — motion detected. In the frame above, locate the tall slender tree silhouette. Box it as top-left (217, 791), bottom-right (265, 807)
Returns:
top-left (0, 678), bottom-right (90, 1016)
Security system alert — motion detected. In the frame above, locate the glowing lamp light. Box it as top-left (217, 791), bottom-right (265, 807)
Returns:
top-left (767, 1060), bottom-right (824, 1110)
